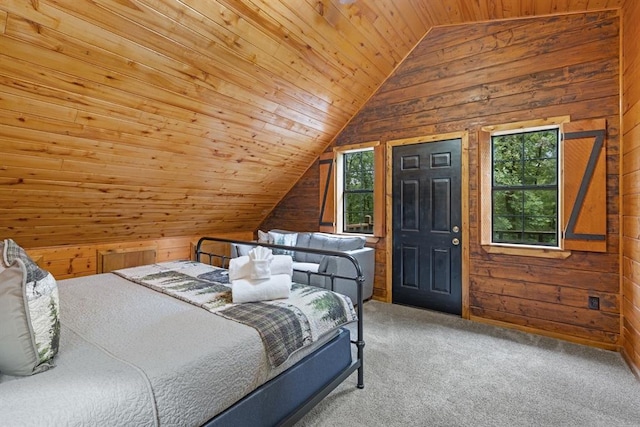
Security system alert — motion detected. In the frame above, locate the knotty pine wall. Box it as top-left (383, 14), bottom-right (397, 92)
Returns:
top-left (25, 231), bottom-right (252, 280)
top-left (4, 2), bottom-right (622, 259)
top-left (622, 0), bottom-right (640, 374)
top-left (261, 161), bottom-right (322, 232)
top-left (264, 11), bottom-right (622, 348)
top-left (0, 0), bottom-right (361, 252)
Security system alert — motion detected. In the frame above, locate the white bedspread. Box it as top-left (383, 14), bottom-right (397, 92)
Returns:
top-left (0, 325), bottom-right (157, 426)
top-left (0, 272), bottom-right (333, 426)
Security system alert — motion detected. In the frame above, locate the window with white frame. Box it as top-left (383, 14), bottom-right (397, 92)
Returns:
top-left (490, 126), bottom-right (560, 247)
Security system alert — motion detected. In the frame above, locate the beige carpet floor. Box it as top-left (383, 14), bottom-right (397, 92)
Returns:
top-left (296, 301), bottom-right (640, 427)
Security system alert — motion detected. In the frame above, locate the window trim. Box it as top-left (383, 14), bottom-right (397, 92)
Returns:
top-left (480, 116), bottom-right (571, 257)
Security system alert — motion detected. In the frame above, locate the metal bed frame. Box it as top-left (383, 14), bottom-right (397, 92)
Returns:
top-left (195, 236), bottom-right (365, 426)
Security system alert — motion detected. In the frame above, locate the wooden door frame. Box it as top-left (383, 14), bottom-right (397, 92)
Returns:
top-left (385, 131), bottom-right (470, 319)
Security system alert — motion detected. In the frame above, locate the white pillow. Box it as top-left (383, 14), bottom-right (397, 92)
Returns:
top-left (257, 230), bottom-right (273, 244)
top-left (0, 239), bottom-right (60, 376)
top-left (235, 243), bottom-right (255, 257)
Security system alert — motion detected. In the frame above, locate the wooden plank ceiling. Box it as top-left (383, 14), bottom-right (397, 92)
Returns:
top-left (0, 0), bottom-right (621, 247)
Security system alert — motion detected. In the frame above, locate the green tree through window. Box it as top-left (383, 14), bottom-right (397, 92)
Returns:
top-left (492, 129), bottom-right (559, 246)
top-left (343, 150), bottom-right (374, 234)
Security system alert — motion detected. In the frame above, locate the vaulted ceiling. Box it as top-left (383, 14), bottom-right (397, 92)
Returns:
top-left (0, 0), bottom-right (622, 246)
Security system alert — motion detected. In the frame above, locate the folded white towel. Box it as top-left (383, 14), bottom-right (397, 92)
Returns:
top-left (228, 256), bottom-right (252, 281)
top-left (270, 255), bottom-right (293, 277)
top-left (249, 246), bottom-right (274, 279)
top-left (249, 246), bottom-right (273, 261)
top-left (231, 274), bottom-right (292, 303)
top-left (251, 259), bottom-right (271, 280)
top-left (229, 254), bottom-right (293, 281)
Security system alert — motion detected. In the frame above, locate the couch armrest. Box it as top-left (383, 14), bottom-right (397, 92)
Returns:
top-left (319, 247), bottom-right (374, 304)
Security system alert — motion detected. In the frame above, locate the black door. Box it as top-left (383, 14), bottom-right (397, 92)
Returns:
top-left (392, 139), bottom-right (462, 315)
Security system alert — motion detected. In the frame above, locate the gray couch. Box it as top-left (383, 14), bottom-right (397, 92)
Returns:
top-left (230, 230), bottom-right (374, 304)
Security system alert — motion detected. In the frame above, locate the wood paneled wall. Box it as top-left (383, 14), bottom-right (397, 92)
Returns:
top-left (25, 231), bottom-right (252, 280)
top-left (0, 1), bottom-right (622, 253)
top-left (260, 161), bottom-right (321, 232)
top-left (265, 11), bottom-right (621, 347)
top-left (1, 0), bottom-right (413, 249)
top-left (1, 2), bottom-right (629, 351)
top-left (622, 0), bottom-right (640, 374)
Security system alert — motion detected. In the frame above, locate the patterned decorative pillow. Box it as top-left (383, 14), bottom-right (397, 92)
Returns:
top-left (257, 230), bottom-right (273, 244)
top-left (268, 231), bottom-right (298, 256)
top-left (0, 239), bottom-right (60, 376)
top-left (4, 238), bottom-right (48, 284)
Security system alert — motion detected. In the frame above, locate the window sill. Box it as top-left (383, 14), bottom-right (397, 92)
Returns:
top-left (481, 245), bottom-right (571, 259)
top-left (365, 236), bottom-right (381, 245)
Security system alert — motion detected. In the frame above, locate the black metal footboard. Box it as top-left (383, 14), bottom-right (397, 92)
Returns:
top-left (195, 236), bottom-right (365, 425)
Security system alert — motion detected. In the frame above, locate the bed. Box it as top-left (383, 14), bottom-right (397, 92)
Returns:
top-left (0, 237), bottom-right (365, 426)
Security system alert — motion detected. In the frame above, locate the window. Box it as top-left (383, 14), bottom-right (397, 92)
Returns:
top-left (479, 117), bottom-right (608, 255)
top-left (491, 127), bottom-right (559, 247)
top-left (342, 149), bottom-right (374, 234)
top-left (319, 142), bottom-right (383, 236)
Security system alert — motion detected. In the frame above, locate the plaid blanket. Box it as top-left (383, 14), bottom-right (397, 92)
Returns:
top-left (114, 260), bottom-right (357, 367)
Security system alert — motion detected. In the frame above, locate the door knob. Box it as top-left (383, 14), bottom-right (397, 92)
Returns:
top-left (452, 225), bottom-right (459, 233)
top-left (452, 238), bottom-right (460, 246)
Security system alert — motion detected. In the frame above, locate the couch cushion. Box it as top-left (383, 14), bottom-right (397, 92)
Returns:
top-left (331, 234), bottom-right (366, 252)
top-left (291, 232), bottom-right (312, 262)
top-left (291, 262), bottom-right (320, 274)
top-left (291, 262), bottom-right (324, 288)
top-left (303, 233), bottom-right (365, 264)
